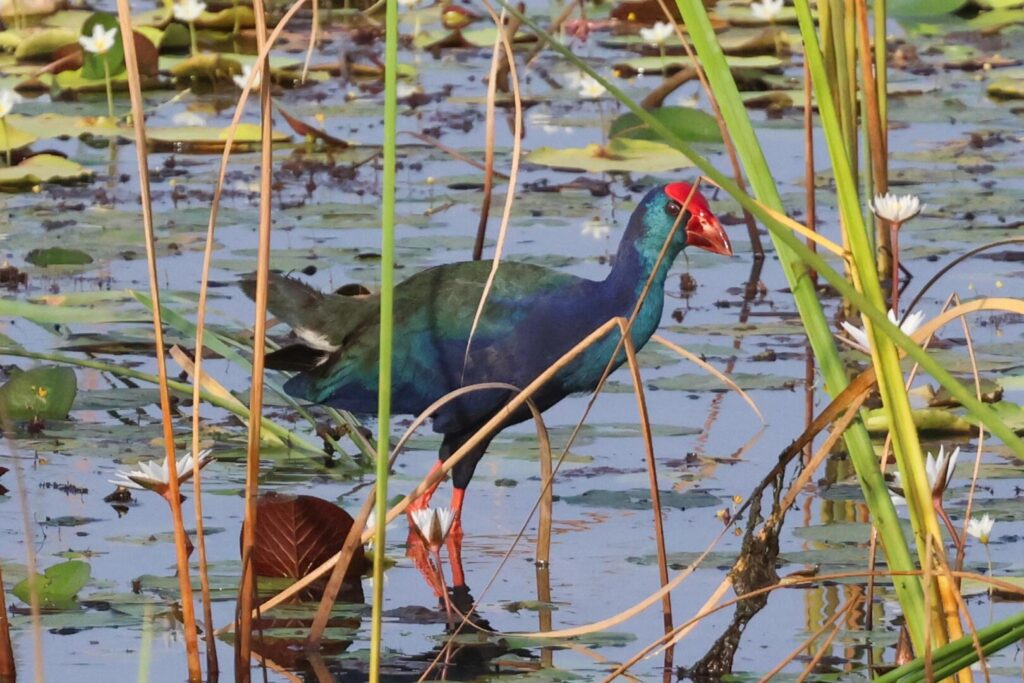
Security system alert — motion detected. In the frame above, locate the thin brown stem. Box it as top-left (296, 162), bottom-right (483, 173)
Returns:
top-left (114, 1), bottom-right (201, 678)
top-left (236, 0), bottom-right (275, 677)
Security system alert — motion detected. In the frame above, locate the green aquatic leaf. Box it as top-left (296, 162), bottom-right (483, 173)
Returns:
top-left (863, 407), bottom-right (974, 435)
top-left (609, 106), bottom-right (722, 143)
top-left (0, 154), bottom-right (91, 188)
top-left (80, 13), bottom-right (125, 80)
top-left (0, 365), bottom-right (77, 421)
top-left (0, 122), bottom-right (37, 151)
top-left (560, 487), bottom-right (719, 510)
top-left (988, 79), bottom-right (1024, 100)
top-left (12, 27), bottom-right (77, 59)
top-left (25, 247), bottom-right (94, 266)
top-left (12, 560), bottom-right (91, 608)
top-left (888, 0), bottom-right (967, 17)
top-left (527, 138), bottom-right (695, 173)
top-left (613, 54), bottom-right (783, 77)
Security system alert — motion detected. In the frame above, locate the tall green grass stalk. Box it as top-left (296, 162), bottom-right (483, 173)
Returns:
top-left (792, 0), bottom-right (963, 649)
top-left (368, 0), bottom-right (398, 674)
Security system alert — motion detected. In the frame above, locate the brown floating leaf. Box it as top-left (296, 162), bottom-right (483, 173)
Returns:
top-left (252, 492), bottom-right (367, 584)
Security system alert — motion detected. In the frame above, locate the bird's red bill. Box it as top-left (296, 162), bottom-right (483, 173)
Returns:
top-left (664, 182), bottom-right (733, 257)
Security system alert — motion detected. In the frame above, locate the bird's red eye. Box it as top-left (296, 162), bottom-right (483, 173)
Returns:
top-left (665, 200), bottom-right (682, 217)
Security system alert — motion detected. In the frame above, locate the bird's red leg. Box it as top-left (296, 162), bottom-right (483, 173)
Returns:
top-left (447, 488), bottom-right (467, 588)
top-left (408, 459), bottom-right (445, 511)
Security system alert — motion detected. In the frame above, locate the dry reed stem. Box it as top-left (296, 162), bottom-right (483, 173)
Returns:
top-left (953, 294), bottom-right (986, 575)
top-left (113, 2), bottom-right (201, 677)
top-left (620, 328), bottom-right (674, 649)
top-left (464, 0), bottom-right (523, 371)
top-left (1, 436), bottom-right (42, 682)
top-left (761, 594), bottom-right (859, 682)
top-left (236, 0), bottom-right (275, 675)
top-left (187, 0), bottom-right (309, 665)
top-left (651, 335), bottom-right (764, 423)
top-left (472, 27), bottom-right (499, 261)
top-left (301, 0), bottom-right (318, 83)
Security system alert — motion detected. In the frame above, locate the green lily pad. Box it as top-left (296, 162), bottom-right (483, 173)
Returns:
top-left (560, 487), bottom-right (719, 510)
top-left (167, 52), bottom-right (241, 81)
top-left (888, 0), bottom-right (967, 17)
top-left (53, 67), bottom-right (133, 93)
top-left (3, 113), bottom-right (125, 140)
top-left (145, 123), bottom-right (290, 152)
top-left (608, 106), bottom-right (722, 144)
top-left (527, 138), bottom-right (694, 173)
top-left (863, 407), bottom-right (974, 435)
top-left (12, 560), bottom-right (90, 609)
top-left (0, 366), bottom-right (77, 421)
top-left (0, 122), bottom-right (37, 151)
top-left (988, 79), bottom-right (1024, 99)
top-left (613, 54), bottom-right (783, 78)
top-left (0, 154), bottom-right (92, 188)
top-left (25, 247), bottom-right (94, 266)
top-left (80, 13), bottom-right (125, 80)
top-left (12, 27), bottom-right (77, 59)
top-left (194, 5), bottom-right (255, 29)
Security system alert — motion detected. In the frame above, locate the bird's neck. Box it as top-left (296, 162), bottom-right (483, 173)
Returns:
top-left (604, 213), bottom-right (683, 299)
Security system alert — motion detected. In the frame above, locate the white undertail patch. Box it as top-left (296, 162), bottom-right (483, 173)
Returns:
top-left (295, 327), bottom-right (340, 353)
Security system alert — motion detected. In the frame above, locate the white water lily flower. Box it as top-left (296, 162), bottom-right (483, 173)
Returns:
top-left (888, 445), bottom-right (960, 506)
top-left (751, 0), bottom-right (784, 21)
top-left (839, 309), bottom-right (925, 354)
top-left (233, 64), bottom-right (262, 90)
top-left (578, 74), bottom-right (606, 99)
top-left (870, 192), bottom-right (924, 224)
top-left (966, 514), bottom-right (994, 545)
top-left (78, 24), bottom-right (118, 55)
top-left (398, 0), bottom-right (418, 8)
top-left (173, 0), bottom-right (207, 22)
top-left (639, 21), bottom-right (674, 47)
top-left (0, 90), bottom-right (23, 119)
top-left (109, 449), bottom-right (214, 495)
top-left (581, 218), bottom-right (610, 240)
top-left (410, 507), bottom-right (455, 549)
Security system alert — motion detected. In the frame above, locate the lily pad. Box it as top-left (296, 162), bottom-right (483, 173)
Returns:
top-left (0, 122), bottom-right (37, 151)
top-left (888, 0), bottom-right (967, 17)
top-left (608, 106), bottom-right (722, 144)
top-left (12, 27), bottom-right (77, 59)
top-left (526, 138), bottom-right (694, 173)
top-left (80, 13), bottom-right (125, 80)
top-left (0, 365), bottom-right (77, 421)
top-left (25, 247), bottom-right (93, 266)
top-left (614, 54), bottom-right (783, 78)
top-left (560, 487), bottom-right (719, 510)
top-left (863, 407), bottom-right (974, 435)
top-left (0, 154), bottom-right (91, 188)
top-left (988, 79), bottom-right (1024, 99)
top-left (12, 560), bottom-right (90, 609)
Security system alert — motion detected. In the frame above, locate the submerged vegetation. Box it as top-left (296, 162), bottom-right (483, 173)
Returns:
top-left (0, 0), bottom-right (1023, 680)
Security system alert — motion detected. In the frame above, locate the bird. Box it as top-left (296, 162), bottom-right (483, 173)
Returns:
top-left (243, 181), bottom-right (732, 523)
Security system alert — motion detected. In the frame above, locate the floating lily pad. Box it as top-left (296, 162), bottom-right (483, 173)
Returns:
top-left (194, 5), bottom-right (255, 30)
top-left (12, 560), bottom-right (90, 609)
top-left (609, 106), bottom-right (722, 144)
top-left (0, 122), bottom-right (37, 151)
top-left (988, 79), bottom-right (1024, 99)
top-left (80, 13), bottom-right (125, 80)
top-left (0, 365), bottom-right (77, 421)
top-left (614, 54), bottom-right (783, 78)
top-left (145, 123), bottom-right (291, 152)
top-left (560, 487), bottom-right (719, 510)
top-left (12, 27), bottom-right (77, 59)
top-left (0, 154), bottom-right (91, 188)
top-left (888, 0), bottom-right (967, 16)
top-left (527, 138), bottom-right (694, 173)
top-left (863, 407), bottom-right (974, 435)
top-left (25, 247), bottom-right (94, 266)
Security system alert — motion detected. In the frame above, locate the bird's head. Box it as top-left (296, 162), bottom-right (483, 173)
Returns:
top-left (662, 181), bottom-right (732, 256)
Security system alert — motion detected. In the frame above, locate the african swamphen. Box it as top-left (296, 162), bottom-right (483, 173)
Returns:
top-left (244, 182), bottom-right (732, 519)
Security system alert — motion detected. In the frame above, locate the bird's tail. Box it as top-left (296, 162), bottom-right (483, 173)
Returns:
top-left (240, 272), bottom-right (357, 372)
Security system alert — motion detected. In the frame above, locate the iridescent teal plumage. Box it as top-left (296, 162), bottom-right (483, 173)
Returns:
top-left (246, 182), bottom-right (731, 503)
